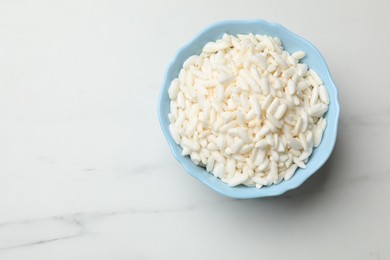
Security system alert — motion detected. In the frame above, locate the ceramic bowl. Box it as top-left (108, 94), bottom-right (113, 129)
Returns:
top-left (158, 19), bottom-right (340, 199)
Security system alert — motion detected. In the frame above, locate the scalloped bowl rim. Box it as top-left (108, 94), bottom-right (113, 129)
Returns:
top-left (158, 19), bottom-right (340, 199)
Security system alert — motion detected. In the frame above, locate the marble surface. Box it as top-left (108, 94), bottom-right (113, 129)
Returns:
top-left (0, 0), bottom-right (389, 259)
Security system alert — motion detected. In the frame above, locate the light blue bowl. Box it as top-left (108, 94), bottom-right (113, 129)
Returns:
top-left (158, 20), bottom-right (340, 199)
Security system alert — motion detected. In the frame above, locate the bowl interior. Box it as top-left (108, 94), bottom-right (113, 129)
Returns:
top-left (158, 20), bottom-right (340, 199)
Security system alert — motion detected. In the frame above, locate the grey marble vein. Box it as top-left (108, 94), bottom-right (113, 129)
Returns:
top-left (0, 204), bottom-right (199, 251)
top-left (0, 233), bottom-right (82, 251)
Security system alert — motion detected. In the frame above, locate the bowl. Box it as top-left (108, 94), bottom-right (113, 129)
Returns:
top-left (158, 19), bottom-right (340, 199)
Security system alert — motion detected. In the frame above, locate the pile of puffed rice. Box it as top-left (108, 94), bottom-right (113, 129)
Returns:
top-left (168, 33), bottom-right (329, 188)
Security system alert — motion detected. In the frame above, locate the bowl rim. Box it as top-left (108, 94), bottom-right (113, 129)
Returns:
top-left (158, 19), bottom-right (340, 199)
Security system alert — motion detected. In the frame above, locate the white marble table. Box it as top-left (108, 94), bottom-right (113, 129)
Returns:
top-left (0, 0), bottom-right (389, 259)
